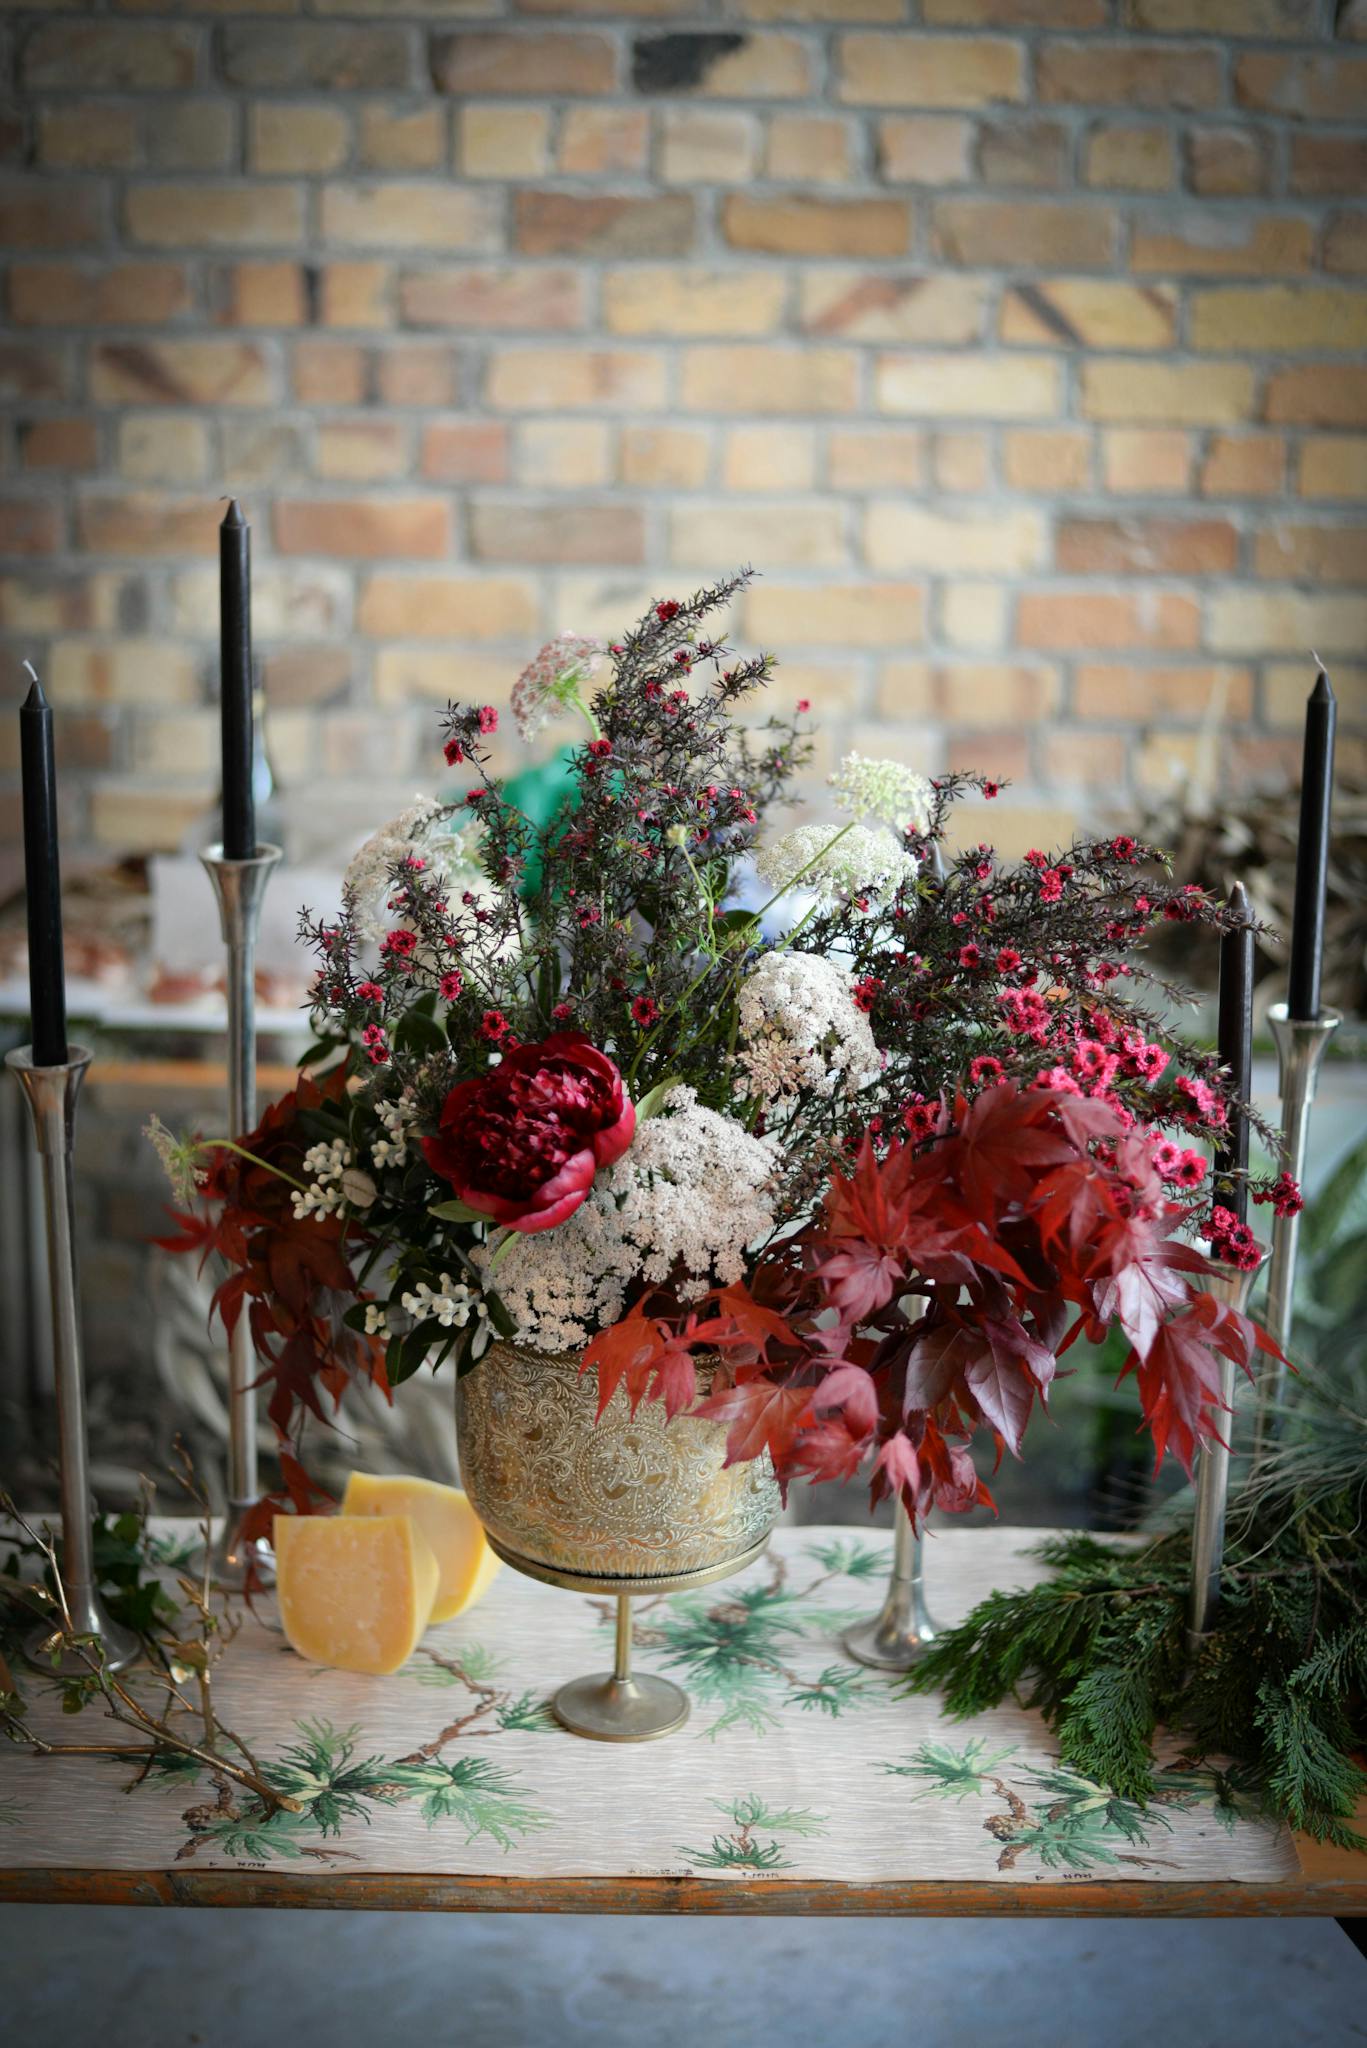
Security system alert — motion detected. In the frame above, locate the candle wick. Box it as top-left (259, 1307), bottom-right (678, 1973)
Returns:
top-left (22, 659), bottom-right (38, 682)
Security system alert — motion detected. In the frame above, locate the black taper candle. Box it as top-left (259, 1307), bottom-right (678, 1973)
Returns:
top-left (219, 498), bottom-right (255, 860)
top-left (1213, 879), bottom-right (1255, 1229)
top-left (19, 669), bottom-right (68, 1067)
top-left (1286, 669), bottom-right (1337, 1022)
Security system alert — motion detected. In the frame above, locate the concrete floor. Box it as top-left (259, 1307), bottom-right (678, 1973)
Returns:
top-left (1, 1910), bottom-right (1362, 2048)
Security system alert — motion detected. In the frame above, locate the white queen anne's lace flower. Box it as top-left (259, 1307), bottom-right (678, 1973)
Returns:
top-left (486, 1088), bottom-right (777, 1353)
top-left (511, 633), bottom-right (604, 743)
top-left (829, 752), bottom-right (933, 835)
top-left (754, 822), bottom-right (917, 908)
top-left (736, 950), bottom-right (880, 1105)
top-left (342, 796), bottom-right (478, 945)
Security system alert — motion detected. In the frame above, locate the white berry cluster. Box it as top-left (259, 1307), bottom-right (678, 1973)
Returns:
top-left (291, 1138), bottom-right (353, 1220)
top-left (736, 949), bottom-right (881, 1106)
top-left (487, 1088), bottom-right (777, 1354)
top-left (399, 1274), bottom-right (490, 1332)
top-left (370, 1094), bottom-right (416, 1171)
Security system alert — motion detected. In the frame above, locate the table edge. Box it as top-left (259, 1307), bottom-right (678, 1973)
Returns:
top-left (2, 1869), bottom-right (1364, 1916)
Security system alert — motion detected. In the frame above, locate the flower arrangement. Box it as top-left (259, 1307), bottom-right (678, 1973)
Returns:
top-left (155, 571), bottom-right (1291, 1526)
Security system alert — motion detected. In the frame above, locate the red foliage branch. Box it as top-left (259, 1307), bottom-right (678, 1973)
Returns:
top-left (584, 1082), bottom-right (1283, 1531)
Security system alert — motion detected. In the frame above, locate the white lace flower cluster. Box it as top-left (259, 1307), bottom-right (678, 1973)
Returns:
top-left (829, 752), bottom-right (933, 834)
top-left (487, 1088), bottom-right (778, 1353)
top-left (291, 1138), bottom-right (353, 1220)
top-left (370, 1095), bottom-right (415, 1170)
top-left (342, 795), bottom-right (479, 945)
top-left (735, 950), bottom-right (881, 1105)
top-left (400, 1274), bottom-right (490, 1333)
top-left (754, 822), bottom-right (918, 909)
top-left (510, 633), bottom-right (603, 742)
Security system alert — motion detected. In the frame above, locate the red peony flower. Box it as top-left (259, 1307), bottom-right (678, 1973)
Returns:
top-left (422, 1032), bottom-right (636, 1234)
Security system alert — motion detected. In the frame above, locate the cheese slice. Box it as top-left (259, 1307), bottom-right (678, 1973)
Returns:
top-left (341, 1472), bottom-right (501, 1624)
top-left (273, 1513), bottom-right (439, 1676)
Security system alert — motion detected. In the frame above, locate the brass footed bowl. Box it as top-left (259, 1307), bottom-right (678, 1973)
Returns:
top-left (455, 1338), bottom-right (781, 1586)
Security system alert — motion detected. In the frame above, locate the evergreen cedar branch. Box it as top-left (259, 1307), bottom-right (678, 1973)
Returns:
top-left (153, 573), bottom-right (1288, 1528)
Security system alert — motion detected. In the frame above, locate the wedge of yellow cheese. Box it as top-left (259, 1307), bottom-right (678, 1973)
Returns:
top-left (273, 1513), bottom-right (439, 1676)
top-left (341, 1472), bottom-right (501, 1624)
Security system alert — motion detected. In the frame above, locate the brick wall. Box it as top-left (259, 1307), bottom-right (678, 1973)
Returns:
top-left (1, 1), bottom-right (1365, 868)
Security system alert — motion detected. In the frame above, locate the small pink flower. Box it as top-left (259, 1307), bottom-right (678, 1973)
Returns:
top-left (357, 980), bottom-right (384, 1003)
top-left (969, 1055), bottom-right (1005, 1087)
top-left (476, 705), bottom-right (498, 734)
top-left (439, 971), bottom-right (463, 1002)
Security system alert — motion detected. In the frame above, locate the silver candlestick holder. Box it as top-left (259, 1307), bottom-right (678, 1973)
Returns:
top-left (1187, 1246), bottom-right (1269, 1651)
top-left (842, 1498), bottom-right (937, 1671)
top-left (6, 1045), bottom-right (140, 1674)
top-left (196, 842), bottom-right (281, 1591)
top-left (1253, 1002), bottom-right (1341, 1454)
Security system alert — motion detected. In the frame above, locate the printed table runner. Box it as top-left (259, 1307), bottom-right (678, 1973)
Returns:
top-left (0, 1523), bottom-right (1297, 1888)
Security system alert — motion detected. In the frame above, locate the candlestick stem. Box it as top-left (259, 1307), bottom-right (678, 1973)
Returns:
top-left (1187, 1247), bottom-right (1269, 1652)
top-left (1254, 1003), bottom-right (1341, 1455)
top-left (6, 1046), bottom-right (139, 1675)
top-left (841, 1497), bottom-right (937, 1671)
top-left (552, 1593), bottom-right (690, 1741)
top-left (197, 842), bottom-right (281, 1590)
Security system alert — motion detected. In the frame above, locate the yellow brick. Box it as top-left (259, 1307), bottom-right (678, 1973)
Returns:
top-left (660, 109), bottom-right (758, 185)
top-left (375, 648), bottom-right (513, 708)
top-left (1299, 436), bottom-right (1367, 500)
top-left (1042, 733), bottom-right (1127, 788)
top-left (691, 35), bottom-right (814, 99)
top-left (602, 268), bottom-right (786, 338)
top-left (1263, 662), bottom-right (1367, 730)
top-left (618, 424), bottom-right (711, 488)
top-left (876, 353), bottom-right (1060, 418)
top-left (934, 198), bottom-right (1115, 269)
top-left (1190, 286), bottom-right (1367, 354)
top-left (866, 503), bottom-right (1045, 575)
top-left (320, 262), bottom-right (392, 330)
top-left (681, 346), bottom-right (859, 415)
top-left (1080, 360), bottom-right (1255, 425)
top-left (878, 660), bottom-right (1060, 724)
top-left (1254, 523), bottom-right (1367, 586)
top-left (877, 114), bottom-right (973, 184)
top-left (1082, 122), bottom-right (1174, 191)
top-left (1003, 428), bottom-right (1091, 492)
top-left (117, 415), bottom-right (210, 483)
top-left (828, 427), bottom-right (925, 492)
top-left (838, 33), bottom-right (1025, 108)
top-left (487, 347), bottom-right (667, 411)
top-left (145, 101), bottom-right (237, 175)
top-left (1206, 589), bottom-right (1367, 655)
top-left (516, 419), bottom-right (612, 489)
top-left (1199, 434), bottom-right (1285, 498)
top-left (358, 105), bottom-right (445, 174)
top-left (321, 183), bottom-right (500, 252)
top-left (945, 803), bottom-right (1078, 862)
top-left (800, 271), bottom-right (985, 344)
top-left (1130, 212), bottom-right (1313, 275)
top-left (91, 341), bottom-right (274, 408)
top-left (1074, 664), bottom-right (1254, 723)
top-left (1101, 428), bottom-right (1191, 493)
top-left (933, 430), bottom-right (990, 494)
top-left (358, 574), bottom-right (540, 639)
top-left (37, 104), bottom-right (138, 171)
top-left (314, 420), bottom-right (408, 482)
top-left (1000, 279), bottom-right (1175, 351)
top-left (131, 711), bottom-right (217, 778)
top-left (724, 194), bottom-right (909, 259)
top-left (759, 660), bottom-right (864, 715)
top-left (558, 108), bottom-right (648, 175)
top-left (126, 183), bottom-right (304, 249)
top-left (459, 106), bottom-right (552, 179)
top-left (721, 425), bottom-right (816, 492)
top-left (249, 103), bottom-right (349, 175)
top-left (48, 639), bottom-right (200, 709)
top-left (90, 785), bottom-right (212, 854)
top-left (766, 114), bottom-right (855, 184)
top-left (670, 502), bottom-right (847, 570)
top-left (744, 582), bottom-right (924, 648)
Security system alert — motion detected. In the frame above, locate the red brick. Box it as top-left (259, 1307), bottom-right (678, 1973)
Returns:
top-left (399, 267), bottom-right (585, 331)
top-left (75, 493), bottom-right (220, 557)
top-left (275, 499), bottom-right (451, 560)
top-left (19, 418), bottom-right (98, 472)
top-left (376, 344), bottom-right (456, 407)
top-left (293, 341), bottom-right (368, 406)
top-left (1055, 516), bottom-right (1238, 576)
top-left (469, 501), bottom-right (645, 566)
top-left (21, 23), bottom-right (197, 90)
top-left (420, 421), bottom-right (509, 484)
top-left (1235, 51), bottom-right (1367, 121)
top-left (1016, 591), bottom-right (1200, 649)
top-left (432, 32), bottom-right (616, 96)
top-left (0, 498), bottom-right (62, 555)
top-left (1199, 434), bottom-right (1285, 498)
top-left (933, 198), bottom-right (1116, 269)
top-left (0, 341), bottom-right (69, 402)
top-left (219, 24), bottom-right (412, 91)
top-left (1186, 127), bottom-right (1272, 199)
top-left (0, 180), bottom-right (103, 251)
top-left (978, 116), bottom-right (1069, 189)
top-left (1266, 367), bottom-right (1367, 427)
top-left (514, 192), bottom-right (694, 258)
top-left (1289, 137), bottom-right (1367, 199)
top-left (1324, 214), bottom-right (1367, 278)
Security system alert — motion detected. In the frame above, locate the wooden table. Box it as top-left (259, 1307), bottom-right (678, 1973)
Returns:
top-left (3, 1525), bottom-right (1364, 1918)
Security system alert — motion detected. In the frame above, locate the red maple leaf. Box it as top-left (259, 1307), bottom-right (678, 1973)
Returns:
top-left (694, 1379), bottom-right (814, 1469)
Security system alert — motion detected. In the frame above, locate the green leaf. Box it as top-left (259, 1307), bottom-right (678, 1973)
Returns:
top-left (395, 1010), bottom-right (447, 1058)
top-left (634, 1075), bottom-right (683, 1121)
top-left (429, 1198), bottom-right (495, 1225)
top-left (384, 1319), bottom-right (445, 1388)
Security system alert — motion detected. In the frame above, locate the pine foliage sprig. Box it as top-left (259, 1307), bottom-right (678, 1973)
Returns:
top-left (904, 1415), bottom-right (1367, 1846)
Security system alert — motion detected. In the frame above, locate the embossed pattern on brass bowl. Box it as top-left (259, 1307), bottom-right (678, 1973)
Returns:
top-left (455, 1339), bottom-right (781, 1582)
